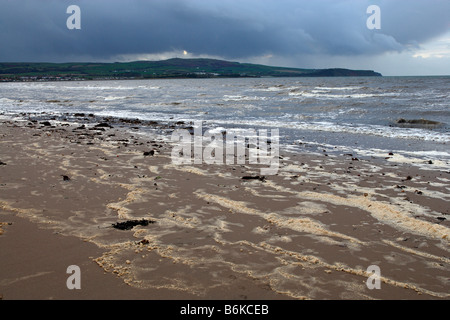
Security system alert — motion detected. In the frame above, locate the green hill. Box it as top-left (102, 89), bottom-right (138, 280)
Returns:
top-left (0, 58), bottom-right (382, 81)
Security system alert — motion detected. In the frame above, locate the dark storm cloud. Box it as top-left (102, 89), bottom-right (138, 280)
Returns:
top-left (0, 0), bottom-right (448, 62)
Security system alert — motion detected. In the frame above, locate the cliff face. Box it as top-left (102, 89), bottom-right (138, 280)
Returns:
top-left (0, 58), bottom-right (382, 81)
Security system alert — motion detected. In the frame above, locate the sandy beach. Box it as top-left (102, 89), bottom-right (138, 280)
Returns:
top-left (0, 115), bottom-right (449, 300)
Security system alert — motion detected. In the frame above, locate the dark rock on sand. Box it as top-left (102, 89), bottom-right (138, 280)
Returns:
top-left (95, 122), bottom-right (113, 128)
top-left (112, 219), bottom-right (156, 230)
top-left (395, 118), bottom-right (443, 128)
top-left (242, 175), bottom-right (266, 182)
top-left (119, 118), bottom-right (142, 125)
top-left (397, 118), bottom-right (440, 125)
top-left (138, 239), bottom-right (150, 245)
top-left (62, 175), bottom-right (70, 181)
top-left (0, 161), bottom-right (6, 166)
top-left (40, 121), bottom-right (52, 126)
top-left (143, 150), bottom-right (155, 156)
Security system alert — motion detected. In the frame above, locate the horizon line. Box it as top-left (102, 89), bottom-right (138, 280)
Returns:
top-left (1, 58), bottom-right (449, 77)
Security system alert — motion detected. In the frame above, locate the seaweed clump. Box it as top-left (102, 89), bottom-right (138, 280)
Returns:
top-left (112, 219), bottom-right (155, 230)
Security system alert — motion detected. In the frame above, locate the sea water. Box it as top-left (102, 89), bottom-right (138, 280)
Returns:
top-left (1, 76), bottom-right (449, 163)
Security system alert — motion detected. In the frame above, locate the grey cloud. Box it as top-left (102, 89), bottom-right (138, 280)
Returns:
top-left (0, 0), bottom-right (448, 62)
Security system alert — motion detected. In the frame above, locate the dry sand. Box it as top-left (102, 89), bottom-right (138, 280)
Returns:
top-left (0, 116), bottom-right (448, 300)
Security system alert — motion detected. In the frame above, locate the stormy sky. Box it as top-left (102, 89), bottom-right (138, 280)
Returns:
top-left (0, 0), bottom-right (449, 76)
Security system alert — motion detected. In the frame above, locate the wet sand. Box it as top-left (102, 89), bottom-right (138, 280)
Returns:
top-left (0, 116), bottom-right (449, 300)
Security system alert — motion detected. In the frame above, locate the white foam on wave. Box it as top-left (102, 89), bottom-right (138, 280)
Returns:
top-left (250, 85), bottom-right (300, 93)
top-left (289, 91), bottom-right (393, 99)
top-left (103, 96), bottom-right (129, 101)
top-left (212, 118), bottom-right (450, 144)
top-left (315, 86), bottom-right (363, 91)
top-left (93, 110), bottom-right (174, 122)
top-left (223, 95), bottom-right (268, 102)
top-left (0, 97), bottom-right (17, 104)
top-left (67, 85), bottom-right (136, 91)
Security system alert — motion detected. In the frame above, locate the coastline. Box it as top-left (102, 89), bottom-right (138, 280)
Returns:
top-left (0, 115), bottom-right (449, 300)
top-left (0, 58), bottom-right (382, 82)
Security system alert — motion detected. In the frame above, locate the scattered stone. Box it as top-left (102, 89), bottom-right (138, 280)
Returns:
top-left (40, 121), bottom-right (52, 126)
top-left (112, 219), bottom-right (156, 230)
top-left (0, 161), bottom-right (6, 166)
top-left (95, 122), bottom-right (113, 128)
top-left (242, 175), bottom-right (266, 182)
top-left (62, 175), bottom-right (70, 181)
top-left (143, 150), bottom-right (155, 156)
top-left (74, 113), bottom-right (85, 117)
top-left (436, 217), bottom-right (446, 224)
top-left (397, 118), bottom-right (442, 125)
top-left (138, 239), bottom-right (150, 245)
top-left (428, 160), bottom-right (433, 164)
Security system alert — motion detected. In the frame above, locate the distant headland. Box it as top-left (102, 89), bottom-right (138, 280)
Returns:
top-left (0, 58), bottom-right (382, 82)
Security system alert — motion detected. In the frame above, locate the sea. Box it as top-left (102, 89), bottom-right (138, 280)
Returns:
top-left (1, 76), bottom-right (449, 165)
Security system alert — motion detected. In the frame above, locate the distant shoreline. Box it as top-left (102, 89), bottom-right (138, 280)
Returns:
top-left (0, 75), bottom-right (383, 83)
top-left (3, 75), bottom-right (450, 83)
top-left (0, 58), bottom-right (382, 82)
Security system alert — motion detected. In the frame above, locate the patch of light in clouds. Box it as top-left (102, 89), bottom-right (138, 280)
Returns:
top-left (412, 31), bottom-right (450, 59)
